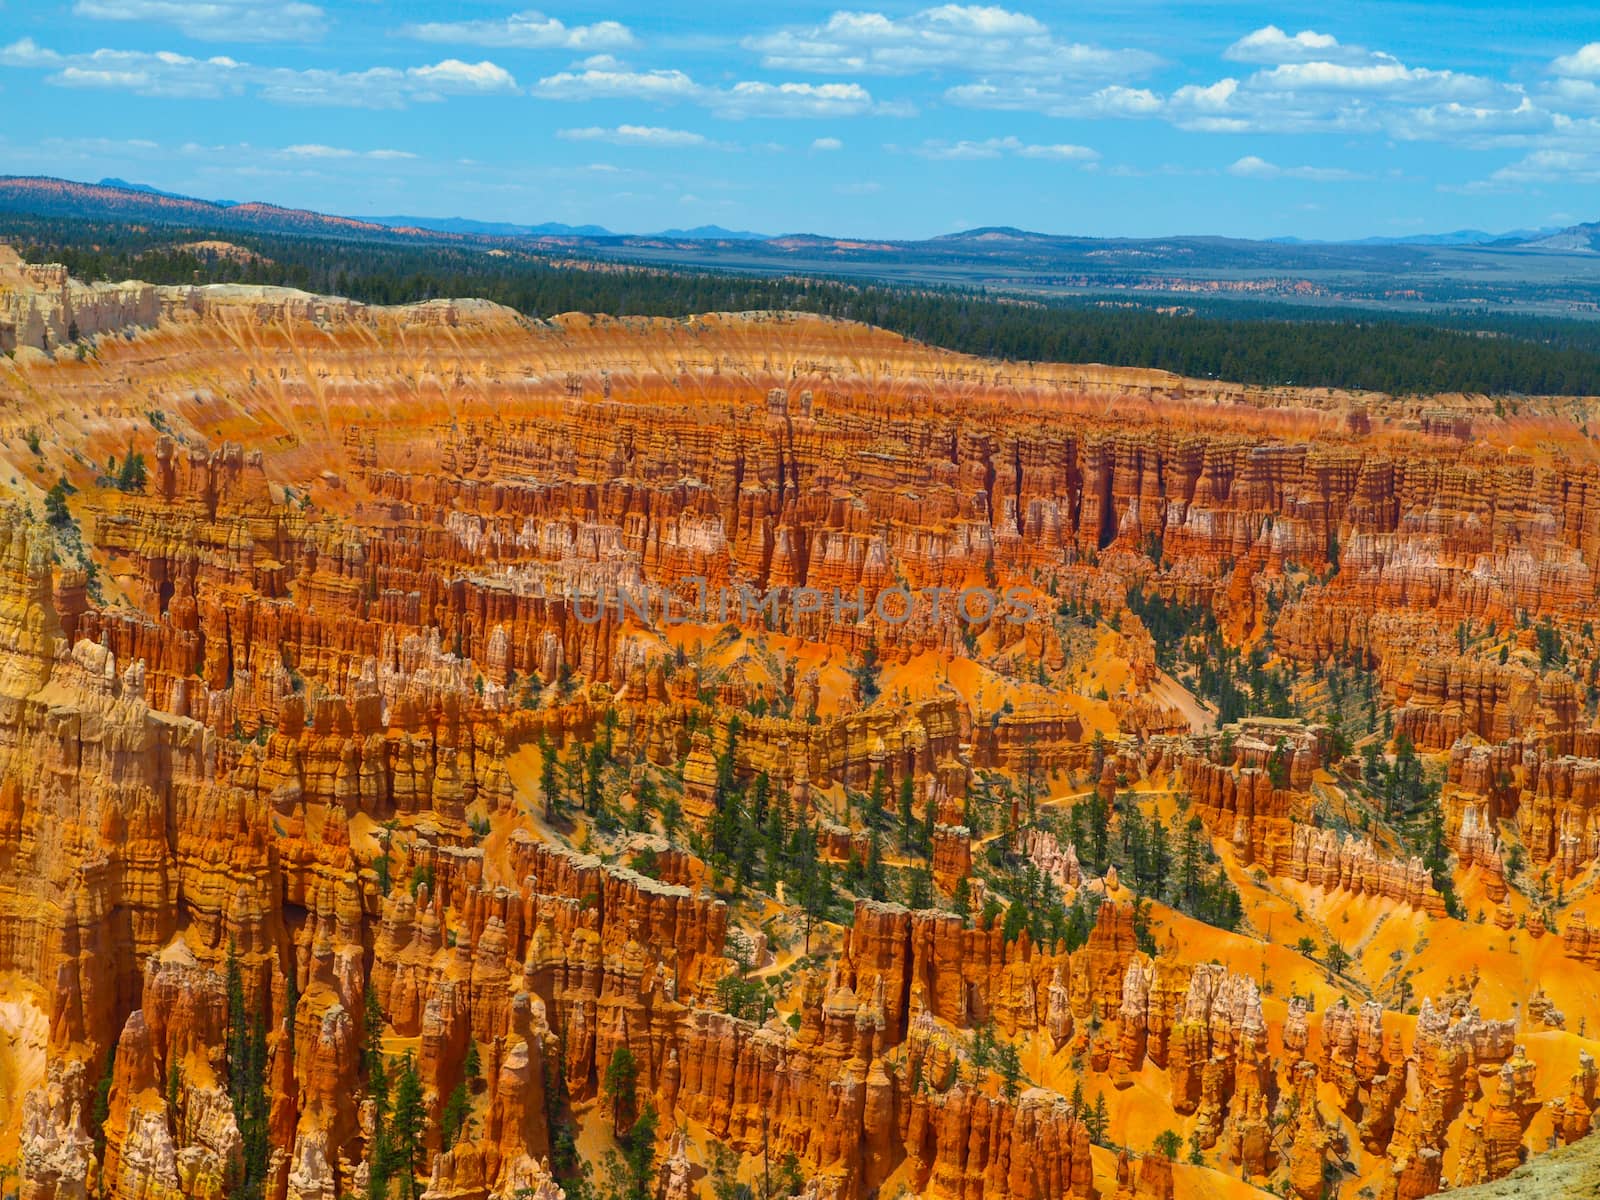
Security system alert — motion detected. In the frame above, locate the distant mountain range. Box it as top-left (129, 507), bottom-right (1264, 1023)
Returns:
top-left (0, 174), bottom-right (1571, 254)
top-left (1269, 228), bottom-right (1560, 247)
top-left (353, 213), bottom-right (770, 241)
top-left (4, 174), bottom-right (1600, 312)
top-left (1523, 223), bottom-right (1600, 253)
top-left (0, 178), bottom-right (771, 242)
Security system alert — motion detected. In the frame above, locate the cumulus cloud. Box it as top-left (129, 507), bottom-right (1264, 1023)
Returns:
top-left (1227, 154), bottom-right (1366, 181)
top-left (1552, 43), bottom-right (1600, 78)
top-left (402, 10), bottom-right (635, 52)
top-left (942, 19), bottom-right (1542, 148)
top-left (744, 5), bottom-right (1157, 79)
top-left (557, 124), bottom-right (709, 147)
top-left (1223, 26), bottom-right (1367, 65)
top-left (811, 136), bottom-right (843, 150)
top-left (72, 0), bottom-right (325, 43)
top-left (0, 38), bottom-right (518, 107)
top-left (1252, 60), bottom-right (1494, 101)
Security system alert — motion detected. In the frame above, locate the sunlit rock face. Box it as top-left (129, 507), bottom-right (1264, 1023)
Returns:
top-left (1, 256), bottom-right (1599, 1200)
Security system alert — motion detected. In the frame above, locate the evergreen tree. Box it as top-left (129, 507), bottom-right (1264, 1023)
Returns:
top-left (602, 1103), bottom-right (659, 1200)
top-left (539, 734), bottom-right (561, 823)
top-left (224, 939), bottom-right (270, 1200)
top-left (1086, 1093), bottom-right (1110, 1145)
top-left (905, 864), bottom-right (933, 910)
top-left (389, 1055), bottom-right (426, 1200)
top-left (603, 1045), bottom-right (640, 1136)
top-left (442, 1080), bottom-right (471, 1148)
top-left (584, 739), bottom-right (606, 816)
top-left (864, 828), bottom-right (887, 900)
top-left (994, 1041), bottom-right (1023, 1098)
top-left (90, 1042), bottom-right (117, 1167)
top-left (898, 773), bottom-right (916, 850)
top-left (950, 876), bottom-right (972, 922)
top-left (865, 767), bottom-right (888, 829)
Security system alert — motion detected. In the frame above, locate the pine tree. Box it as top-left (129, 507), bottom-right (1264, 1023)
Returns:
top-left (538, 734), bottom-right (561, 823)
top-left (866, 767), bottom-right (888, 829)
top-left (994, 1041), bottom-right (1023, 1098)
top-left (90, 1041), bottom-right (117, 1166)
top-left (389, 1055), bottom-right (426, 1200)
top-left (951, 876), bottom-right (972, 922)
top-left (603, 1103), bottom-right (659, 1200)
top-left (864, 828), bottom-right (887, 900)
top-left (584, 739), bottom-right (606, 815)
top-left (1087, 791), bottom-right (1110, 875)
top-left (898, 773), bottom-right (916, 849)
top-left (224, 939), bottom-right (270, 1200)
top-left (363, 987), bottom-right (388, 1102)
top-left (603, 1045), bottom-right (639, 1136)
top-left (905, 865), bottom-right (933, 910)
top-left (441, 1080), bottom-right (471, 1148)
top-left (1088, 1093), bottom-right (1110, 1145)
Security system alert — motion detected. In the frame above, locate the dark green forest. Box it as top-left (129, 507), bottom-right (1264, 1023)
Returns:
top-left (9, 212), bottom-right (1600, 396)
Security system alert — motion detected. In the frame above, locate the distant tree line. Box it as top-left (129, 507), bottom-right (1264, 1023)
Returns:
top-left (9, 213), bottom-right (1600, 395)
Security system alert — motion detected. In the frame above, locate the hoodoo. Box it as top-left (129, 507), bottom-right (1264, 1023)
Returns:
top-left (2, 250), bottom-right (1600, 1200)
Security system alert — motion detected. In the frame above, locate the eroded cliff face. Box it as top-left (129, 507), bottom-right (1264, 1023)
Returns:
top-left (3, 264), bottom-right (1600, 1200)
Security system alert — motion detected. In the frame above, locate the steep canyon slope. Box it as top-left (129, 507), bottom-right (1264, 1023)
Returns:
top-left (2, 250), bottom-right (1600, 1200)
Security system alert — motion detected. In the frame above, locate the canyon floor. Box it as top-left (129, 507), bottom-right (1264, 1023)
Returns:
top-left (3, 249), bottom-right (1600, 1200)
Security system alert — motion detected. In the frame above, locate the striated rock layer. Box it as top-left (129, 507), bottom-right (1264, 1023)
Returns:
top-left (2, 264), bottom-right (1600, 1200)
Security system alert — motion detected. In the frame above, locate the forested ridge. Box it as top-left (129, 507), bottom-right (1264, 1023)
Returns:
top-left (9, 213), bottom-right (1600, 396)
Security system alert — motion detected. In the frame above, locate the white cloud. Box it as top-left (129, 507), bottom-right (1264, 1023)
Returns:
top-left (1388, 97), bottom-right (1551, 145)
top-left (1227, 154), bottom-right (1366, 181)
top-left (713, 80), bottom-right (878, 118)
top-left (279, 143), bottom-right (416, 160)
top-left (406, 59), bottom-right (517, 94)
top-left (533, 67), bottom-right (900, 118)
top-left (811, 136), bottom-right (843, 150)
top-left (403, 10), bottom-right (634, 52)
top-left (1253, 60), bottom-right (1494, 102)
top-left (945, 80), bottom-right (1161, 119)
top-left (1223, 26), bottom-right (1366, 66)
top-left (744, 5), bottom-right (1157, 79)
top-left (72, 0), bottom-right (325, 43)
top-left (557, 124), bottom-right (709, 147)
top-left (0, 38), bottom-right (518, 107)
top-left (941, 22), bottom-right (1543, 147)
top-left (1552, 43), bottom-right (1600, 78)
top-left (912, 135), bottom-right (1097, 161)
top-left (1459, 148), bottom-right (1600, 191)
top-left (532, 67), bottom-right (699, 102)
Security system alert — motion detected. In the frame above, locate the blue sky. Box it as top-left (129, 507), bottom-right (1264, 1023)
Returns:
top-left (4, 1), bottom-right (1600, 239)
